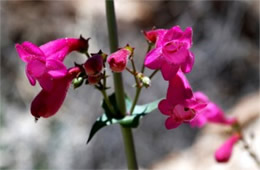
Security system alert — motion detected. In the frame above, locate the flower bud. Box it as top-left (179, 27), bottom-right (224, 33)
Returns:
top-left (141, 76), bottom-right (151, 88)
top-left (215, 133), bottom-right (241, 163)
top-left (137, 73), bottom-right (151, 88)
top-left (107, 45), bottom-right (134, 72)
top-left (72, 77), bottom-right (84, 89)
top-left (88, 75), bottom-right (101, 85)
top-left (84, 54), bottom-right (103, 76)
top-left (143, 29), bottom-right (166, 44)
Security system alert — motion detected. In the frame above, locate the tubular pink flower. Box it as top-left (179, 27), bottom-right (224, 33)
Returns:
top-left (107, 45), bottom-right (133, 72)
top-left (215, 133), bottom-right (241, 163)
top-left (158, 71), bottom-right (207, 129)
top-left (16, 38), bottom-right (87, 118)
top-left (31, 67), bottom-right (80, 118)
top-left (144, 26), bottom-right (194, 80)
top-left (15, 38), bottom-right (88, 91)
top-left (189, 92), bottom-right (238, 128)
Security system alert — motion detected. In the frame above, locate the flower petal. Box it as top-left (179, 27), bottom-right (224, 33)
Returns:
top-left (46, 59), bottom-right (67, 78)
top-left (25, 69), bottom-right (36, 86)
top-left (163, 26), bottom-right (183, 42)
top-left (162, 42), bottom-right (189, 65)
top-left (15, 42), bottom-right (45, 62)
top-left (189, 113), bottom-right (208, 128)
top-left (173, 104), bottom-right (196, 121)
top-left (181, 51), bottom-right (195, 73)
top-left (38, 74), bottom-right (54, 92)
top-left (160, 62), bottom-right (179, 80)
top-left (206, 103), bottom-right (237, 125)
top-left (165, 116), bottom-right (181, 129)
top-left (26, 59), bottom-right (46, 78)
top-left (31, 76), bottom-right (71, 118)
top-left (194, 91), bottom-right (209, 103)
top-left (182, 27), bottom-right (193, 48)
top-left (158, 99), bottom-right (173, 116)
top-left (144, 48), bottom-right (163, 69)
top-left (155, 29), bottom-right (167, 48)
top-left (40, 38), bottom-right (88, 61)
top-left (167, 71), bottom-right (193, 105)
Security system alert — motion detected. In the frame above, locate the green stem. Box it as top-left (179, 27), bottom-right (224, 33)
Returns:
top-left (149, 69), bottom-right (159, 79)
top-left (120, 126), bottom-right (138, 170)
top-left (129, 87), bottom-right (142, 114)
top-left (100, 89), bottom-right (115, 114)
top-left (106, 0), bottom-right (138, 169)
top-left (131, 59), bottom-right (140, 88)
top-left (106, 0), bottom-right (125, 117)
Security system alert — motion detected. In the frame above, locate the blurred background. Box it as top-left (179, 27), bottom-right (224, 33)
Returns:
top-left (0, 0), bottom-right (259, 169)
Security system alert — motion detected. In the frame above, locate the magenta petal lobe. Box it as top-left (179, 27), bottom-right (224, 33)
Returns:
top-left (165, 117), bottom-right (181, 129)
top-left (181, 51), bottom-right (194, 73)
top-left (46, 59), bottom-right (67, 78)
top-left (26, 59), bottom-right (46, 78)
top-left (158, 99), bottom-right (172, 116)
top-left (144, 48), bottom-right (163, 69)
top-left (160, 63), bottom-right (179, 81)
top-left (25, 69), bottom-right (36, 86)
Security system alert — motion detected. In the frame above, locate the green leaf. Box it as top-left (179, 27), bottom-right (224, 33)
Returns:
top-left (132, 99), bottom-right (161, 115)
top-left (86, 93), bottom-right (161, 143)
top-left (101, 93), bottom-right (123, 119)
top-left (119, 99), bottom-right (161, 128)
top-left (86, 114), bottom-right (117, 143)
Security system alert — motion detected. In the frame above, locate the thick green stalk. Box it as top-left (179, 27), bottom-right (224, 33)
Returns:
top-left (120, 126), bottom-right (138, 169)
top-left (106, 0), bottom-right (138, 169)
top-left (106, 0), bottom-right (125, 116)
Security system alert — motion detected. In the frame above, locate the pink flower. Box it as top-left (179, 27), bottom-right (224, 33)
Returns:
top-left (84, 54), bottom-right (103, 76)
top-left (189, 92), bottom-right (238, 128)
top-left (15, 38), bottom-right (88, 91)
top-left (215, 133), bottom-right (241, 163)
top-left (144, 26), bottom-right (194, 80)
top-left (158, 71), bottom-right (207, 129)
top-left (107, 45), bottom-right (134, 72)
top-left (15, 37), bottom-right (88, 118)
top-left (31, 67), bottom-right (80, 118)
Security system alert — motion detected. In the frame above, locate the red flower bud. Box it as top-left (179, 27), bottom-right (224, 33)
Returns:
top-left (107, 45), bottom-right (134, 72)
top-left (84, 54), bottom-right (103, 76)
top-left (88, 75), bottom-right (101, 85)
top-left (143, 29), bottom-right (166, 44)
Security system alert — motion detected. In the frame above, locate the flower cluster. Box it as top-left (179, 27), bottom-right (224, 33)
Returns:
top-left (16, 37), bottom-right (133, 119)
top-left (16, 26), bottom-right (246, 164)
top-left (144, 25), bottom-right (239, 162)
